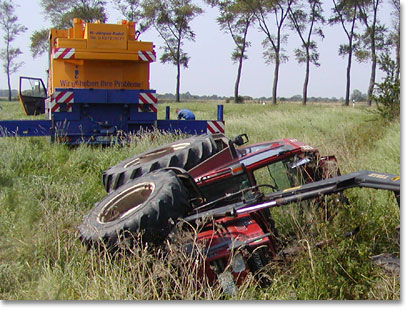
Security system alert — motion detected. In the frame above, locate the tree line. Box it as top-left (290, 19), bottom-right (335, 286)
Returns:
top-left (0, 0), bottom-right (400, 108)
top-left (157, 89), bottom-right (368, 103)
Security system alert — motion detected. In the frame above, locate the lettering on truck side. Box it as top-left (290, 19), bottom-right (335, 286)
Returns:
top-left (58, 80), bottom-right (142, 89)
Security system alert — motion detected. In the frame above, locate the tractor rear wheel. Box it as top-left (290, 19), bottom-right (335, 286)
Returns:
top-left (102, 134), bottom-right (218, 192)
top-left (79, 170), bottom-right (191, 250)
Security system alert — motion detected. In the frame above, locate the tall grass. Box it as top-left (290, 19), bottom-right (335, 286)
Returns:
top-left (0, 100), bottom-right (400, 300)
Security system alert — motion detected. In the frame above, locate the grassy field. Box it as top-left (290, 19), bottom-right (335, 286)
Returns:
top-left (0, 100), bottom-right (400, 300)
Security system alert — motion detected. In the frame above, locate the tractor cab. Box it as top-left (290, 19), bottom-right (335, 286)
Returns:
top-left (19, 76), bottom-right (47, 115)
top-left (193, 137), bottom-right (328, 203)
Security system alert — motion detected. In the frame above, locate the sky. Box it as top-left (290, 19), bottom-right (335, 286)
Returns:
top-left (0, 0), bottom-right (399, 99)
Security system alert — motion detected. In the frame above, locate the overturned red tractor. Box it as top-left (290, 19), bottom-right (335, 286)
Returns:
top-left (79, 133), bottom-right (400, 292)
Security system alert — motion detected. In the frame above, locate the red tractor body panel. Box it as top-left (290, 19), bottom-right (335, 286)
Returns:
top-left (196, 213), bottom-right (275, 288)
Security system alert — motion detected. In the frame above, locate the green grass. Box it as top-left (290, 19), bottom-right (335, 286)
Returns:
top-left (0, 100), bottom-right (400, 300)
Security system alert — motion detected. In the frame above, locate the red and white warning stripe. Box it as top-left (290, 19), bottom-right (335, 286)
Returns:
top-left (138, 50), bottom-right (156, 62)
top-left (53, 48), bottom-right (75, 59)
top-left (207, 121), bottom-right (225, 134)
top-left (139, 92), bottom-right (157, 104)
top-left (50, 91), bottom-right (74, 112)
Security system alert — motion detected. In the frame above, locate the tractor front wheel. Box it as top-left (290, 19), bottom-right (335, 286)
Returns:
top-left (79, 170), bottom-right (191, 250)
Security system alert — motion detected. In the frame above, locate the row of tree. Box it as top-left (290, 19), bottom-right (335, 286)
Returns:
top-left (0, 0), bottom-right (400, 106)
top-left (0, 87), bottom-right (368, 102)
top-left (156, 89), bottom-right (367, 103)
top-left (0, 88), bottom-right (17, 99)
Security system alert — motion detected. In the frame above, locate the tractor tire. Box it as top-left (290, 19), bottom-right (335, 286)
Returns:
top-left (102, 134), bottom-right (218, 192)
top-left (79, 170), bottom-right (191, 250)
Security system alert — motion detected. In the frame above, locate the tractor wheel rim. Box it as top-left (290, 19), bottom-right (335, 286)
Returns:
top-left (97, 182), bottom-right (155, 223)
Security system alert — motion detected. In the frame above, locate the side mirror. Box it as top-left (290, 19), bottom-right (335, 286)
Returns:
top-left (233, 133), bottom-right (249, 146)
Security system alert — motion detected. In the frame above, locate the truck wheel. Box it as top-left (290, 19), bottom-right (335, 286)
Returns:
top-left (79, 170), bottom-right (191, 250)
top-left (102, 134), bottom-right (218, 192)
